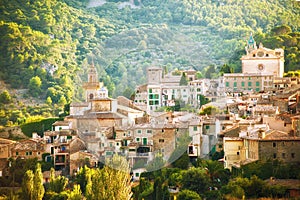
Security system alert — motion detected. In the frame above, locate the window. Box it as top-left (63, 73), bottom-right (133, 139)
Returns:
top-left (233, 82), bottom-right (237, 87)
top-left (273, 153), bottom-right (277, 159)
top-left (248, 77), bottom-right (252, 80)
top-left (135, 173), bottom-right (140, 177)
top-left (206, 125), bottom-right (209, 129)
top-left (147, 130), bottom-right (152, 134)
top-left (291, 153), bottom-right (295, 158)
top-left (218, 144), bottom-right (223, 148)
top-left (282, 153), bottom-right (285, 158)
top-left (248, 82), bottom-right (252, 87)
top-left (237, 152), bottom-right (240, 155)
top-left (16, 152), bottom-right (19, 156)
top-left (159, 139), bottom-right (164, 143)
top-left (256, 81), bottom-right (260, 86)
top-left (89, 93), bottom-right (94, 99)
top-left (149, 89), bottom-right (152, 93)
top-left (241, 82), bottom-right (245, 87)
top-left (193, 126), bottom-right (197, 131)
top-left (137, 130), bottom-right (142, 134)
top-left (136, 138), bottom-right (140, 142)
top-left (226, 82), bottom-right (229, 87)
top-left (273, 142), bottom-right (276, 147)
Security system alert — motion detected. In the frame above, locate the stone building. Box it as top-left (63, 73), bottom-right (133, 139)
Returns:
top-left (241, 33), bottom-right (284, 78)
top-left (224, 73), bottom-right (274, 94)
top-left (11, 139), bottom-right (44, 160)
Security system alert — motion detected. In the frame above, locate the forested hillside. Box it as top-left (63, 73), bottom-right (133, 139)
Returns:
top-left (0, 0), bottom-right (300, 126)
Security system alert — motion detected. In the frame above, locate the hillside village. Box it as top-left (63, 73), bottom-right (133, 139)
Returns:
top-left (1, 34), bottom-right (300, 197)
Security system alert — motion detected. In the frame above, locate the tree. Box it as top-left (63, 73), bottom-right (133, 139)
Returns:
top-left (68, 184), bottom-right (82, 200)
top-left (179, 72), bottom-right (188, 86)
top-left (204, 65), bottom-right (216, 79)
top-left (32, 163), bottom-right (45, 200)
top-left (171, 152), bottom-right (190, 169)
top-left (46, 96), bottom-right (52, 106)
top-left (85, 155), bottom-right (132, 200)
top-left (199, 94), bottom-right (209, 107)
top-left (203, 160), bottom-right (230, 186)
top-left (200, 106), bottom-right (219, 115)
top-left (58, 95), bottom-right (67, 107)
top-left (0, 90), bottom-right (12, 104)
top-left (181, 168), bottom-right (210, 195)
top-left (195, 71), bottom-right (203, 79)
top-left (219, 64), bottom-right (233, 75)
top-left (28, 76), bottom-right (42, 97)
top-left (49, 168), bottom-right (68, 193)
top-left (271, 25), bottom-right (292, 36)
top-left (177, 189), bottom-right (202, 200)
top-left (21, 170), bottom-right (34, 200)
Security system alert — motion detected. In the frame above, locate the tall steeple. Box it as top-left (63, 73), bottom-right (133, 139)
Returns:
top-left (88, 60), bottom-right (98, 83)
top-left (82, 63), bottom-right (101, 102)
top-left (245, 33), bottom-right (257, 54)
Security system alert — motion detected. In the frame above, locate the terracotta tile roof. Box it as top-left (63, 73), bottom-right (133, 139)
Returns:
top-left (0, 138), bottom-right (16, 145)
top-left (12, 139), bottom-right (44, 151)
top-left (52, 121), bottom-right (70, 126)
top-left (263, 130), bottom-right (299, 140)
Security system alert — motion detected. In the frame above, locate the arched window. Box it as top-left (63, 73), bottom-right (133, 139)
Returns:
top-left (89, 93), bottom-right (94, 99)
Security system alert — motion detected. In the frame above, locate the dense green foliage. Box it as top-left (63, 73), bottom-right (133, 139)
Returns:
top-left (0, 0), bottom-right (116, 101)
top-left (20, 117), bottom-right (62, 137)
top-left (1, 0), bottom-right (300, 102)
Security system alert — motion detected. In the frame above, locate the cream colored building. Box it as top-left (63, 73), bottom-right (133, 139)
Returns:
top-left (223, 137), bottom-right (245, 170)
top-left (224, 73), bottom-right (274, 93)
top-left (241, 34), bottom-right (284, 77)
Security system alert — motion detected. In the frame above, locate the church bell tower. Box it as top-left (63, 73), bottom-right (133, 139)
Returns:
top-left (82, 63), bottom-right (101, 102)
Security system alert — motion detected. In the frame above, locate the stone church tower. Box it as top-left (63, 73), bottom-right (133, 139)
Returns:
top-left (241, 34), bottom-right (285, 77)
top-left (82, 63), bottom-right (101, 102)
